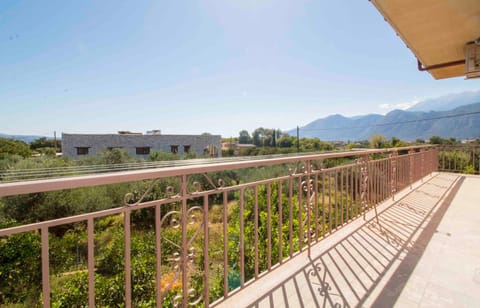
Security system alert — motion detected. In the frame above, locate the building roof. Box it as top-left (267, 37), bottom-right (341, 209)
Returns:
top-left (371, 0), bottom-right (480, 79)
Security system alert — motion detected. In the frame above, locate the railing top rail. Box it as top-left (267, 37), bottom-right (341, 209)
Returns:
top-left (0, 145), bottom-right (436, 197)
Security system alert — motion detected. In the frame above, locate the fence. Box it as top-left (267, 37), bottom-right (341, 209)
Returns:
top-left (0, 146), bottom-right (438, 307)
top-left (438, 145), bottom-right (480, 174)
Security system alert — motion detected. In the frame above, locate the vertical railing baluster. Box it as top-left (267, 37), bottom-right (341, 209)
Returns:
top-left (288, 175), bottom-right (293, 258)
top-left (322, 171), bottom-right (326, 238)
top-left (125, 210), bottom-right (132, 308)
top-left (345, 168), bottom-right (349, 223)
top-left (355, 164), bottom-right (359, 218)
top-left (340, 169), bottom-right (344, 226)
top-left (298, 176), bottom-right (303, 251)
top-left (391, 151), bottom-right (397, 201)
top-left (203, 195), bottom-right (210, 307)
top-left (155, 205), bottom-right (162, 308)
top-left (41, 227), bottom-right (50, 308)
top-left (87, 218), bottom-right (95, 308)
top-left (222, 190), bottom-right (228, 298)
top-left (254, 186), bottom-right (259, 278)
top-left (334, 170), bottom-right (338, 230)
top-left (314, 173), bottom-right (319, 243)
top-left (278, 182), bottom-right (283, 264)
top-left (409, 149), bottom-right (415, 188)
top-left (267, 183), bottom-right (272, 271)
top-left (240, 188), bottom-right (245, 287)
top-left (328, 171), bottom-right (332, 234)
top-left (181, 175), bottom-right (188, 307)
top-left (306, 161), bottom-right (311, 256)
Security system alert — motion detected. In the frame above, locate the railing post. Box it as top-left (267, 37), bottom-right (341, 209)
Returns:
top-left (181, 175), bottom-right (188, 308)
top-left (409, 149), bottom-right (415, 189)
top-left (357, 155), bottom-right (370, 221)
top-left (420, 148), bottom-right (425, 181)
top-left (390, 150), bottom-right (398, 201)
top-left (41, 227), bottom-right (50, 308)
top-left (305, 161), bottom-right (312, 257)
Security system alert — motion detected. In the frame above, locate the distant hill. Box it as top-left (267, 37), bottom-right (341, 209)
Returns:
top-left (291, 103), bottom-right (480, 141)
top-left (0, 133), bottom-right (48, 143)
top-left (408, 90), bottom-right (480, 112)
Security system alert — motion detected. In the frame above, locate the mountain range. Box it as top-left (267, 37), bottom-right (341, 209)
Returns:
top-left (2, 91), bottom-right (480, 143)
top-left (0, 133), bottom-right (47, 143)
top-left (407, 90), bottom-right (480, 112)
top-left (292, 101), bottom-right (480, 141)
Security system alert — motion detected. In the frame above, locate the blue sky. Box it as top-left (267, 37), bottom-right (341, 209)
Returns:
top-left (0, 0), bottom-right (478, 137)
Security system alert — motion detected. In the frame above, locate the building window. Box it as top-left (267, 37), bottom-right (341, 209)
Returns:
top-left (136, 147), bottom-right (150, 155)
top-left (76, 147), bottom-right (89, 155)
top-left (171, 145), bottom-right (179, 154)
top-left (183, 145), bottom-right (191, 153)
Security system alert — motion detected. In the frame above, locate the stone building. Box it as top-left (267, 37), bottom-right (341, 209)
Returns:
top-left (62, 132), bottom-right (221, 158)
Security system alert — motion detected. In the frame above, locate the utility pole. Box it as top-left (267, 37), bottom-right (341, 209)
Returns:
top-left (54, 131), bottom-right (57, 154)
top-left (296, 126), bottom-right (300, 153)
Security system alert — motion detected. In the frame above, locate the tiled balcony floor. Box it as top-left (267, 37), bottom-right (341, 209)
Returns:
top-left (216, 173), bottom-right (480, 308)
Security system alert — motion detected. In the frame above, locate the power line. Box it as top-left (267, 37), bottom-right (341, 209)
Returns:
top-left (300, 110), bottom-right (480, 131)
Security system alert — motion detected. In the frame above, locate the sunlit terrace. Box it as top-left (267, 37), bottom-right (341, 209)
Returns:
top-left (0, 145), bottom-right (479, 307)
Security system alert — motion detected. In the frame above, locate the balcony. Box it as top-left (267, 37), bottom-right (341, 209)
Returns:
top-left (0, 145), bottom-right (478, 307)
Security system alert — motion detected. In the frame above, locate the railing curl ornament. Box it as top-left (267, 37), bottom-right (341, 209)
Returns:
top-left (123, 178), bottom-right (180, 206)
top-left (188, 173), bottom-right (225, 193)
top-left (159, 205), bottom-right (205, 305)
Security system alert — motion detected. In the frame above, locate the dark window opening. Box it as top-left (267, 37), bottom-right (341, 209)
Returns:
top-left (171, 145), bottom-right (179, 154)
top-left (136, 147), bottom-right (150, 155)
top-left (183, 145), bottom-right (191, 153)
top-left (76, 147), bottom-right (89, 155)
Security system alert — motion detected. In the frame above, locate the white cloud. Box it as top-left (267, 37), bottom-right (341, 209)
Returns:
top-left (378, 97), bottom-right (420, 112)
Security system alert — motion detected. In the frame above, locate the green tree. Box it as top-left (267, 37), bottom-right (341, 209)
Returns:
top-left (277, 135), bottom-right (294, 148)
top-left (0, 138), bottom-right (31, 159)
top-left (390, 136), bottom-right (407, 147)
top-left (0, 225), bottom-right (42, 305)
top-left (99, 148), bottom-right (133, 164)
top-left (30, 137), bottom-right (61, 152)
top-left (429, 136), bottom-right (458, 145)
top-left (238, 130), bottom-right (252, 144)
top-left (370, 134), bottom-right (389, 149)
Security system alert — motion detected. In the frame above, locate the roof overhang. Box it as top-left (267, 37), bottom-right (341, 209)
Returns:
top-left (370, 0), bottom-right (480, 79)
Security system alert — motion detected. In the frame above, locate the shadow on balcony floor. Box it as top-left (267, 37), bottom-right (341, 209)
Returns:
top-left (216, 173), bottom-right (473, 308)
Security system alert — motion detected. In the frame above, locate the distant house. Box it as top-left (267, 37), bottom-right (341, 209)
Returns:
top-left (62, 132), bottom-right (221, 158)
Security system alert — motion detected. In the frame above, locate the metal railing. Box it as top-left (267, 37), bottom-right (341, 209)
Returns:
top-left (438, 145), bottom-right (480, 174)
top-left (0, 146), bottom-right (438, 307)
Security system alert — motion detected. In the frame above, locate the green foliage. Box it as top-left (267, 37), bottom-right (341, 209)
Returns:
top-left (51, 271), bottom-right (89, 308)
top-left (1, 186), bottom-right (115, 225)
top-left (149, 150), bottom-right (180, 161)
top-left (369, 134), bottom-right (388, 149)
top-left (30, 137), bottom-right (61, 153)
top-left (0, 228), bottom-right (41, 305)
top-left (464, 165), bottom-right (475, 174)
top-left (238, 130), bottom-right (252, 144)
top-left (37, 147), bottom-right (57, 157)
top-left (0, 138), bottom-right (31, 159)
top-left (390, 136), bottom-right (407, 148)
top-left (299, 137), bottom-right (333, 152)
top-left (429, 136), bottom-right (459, 145)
